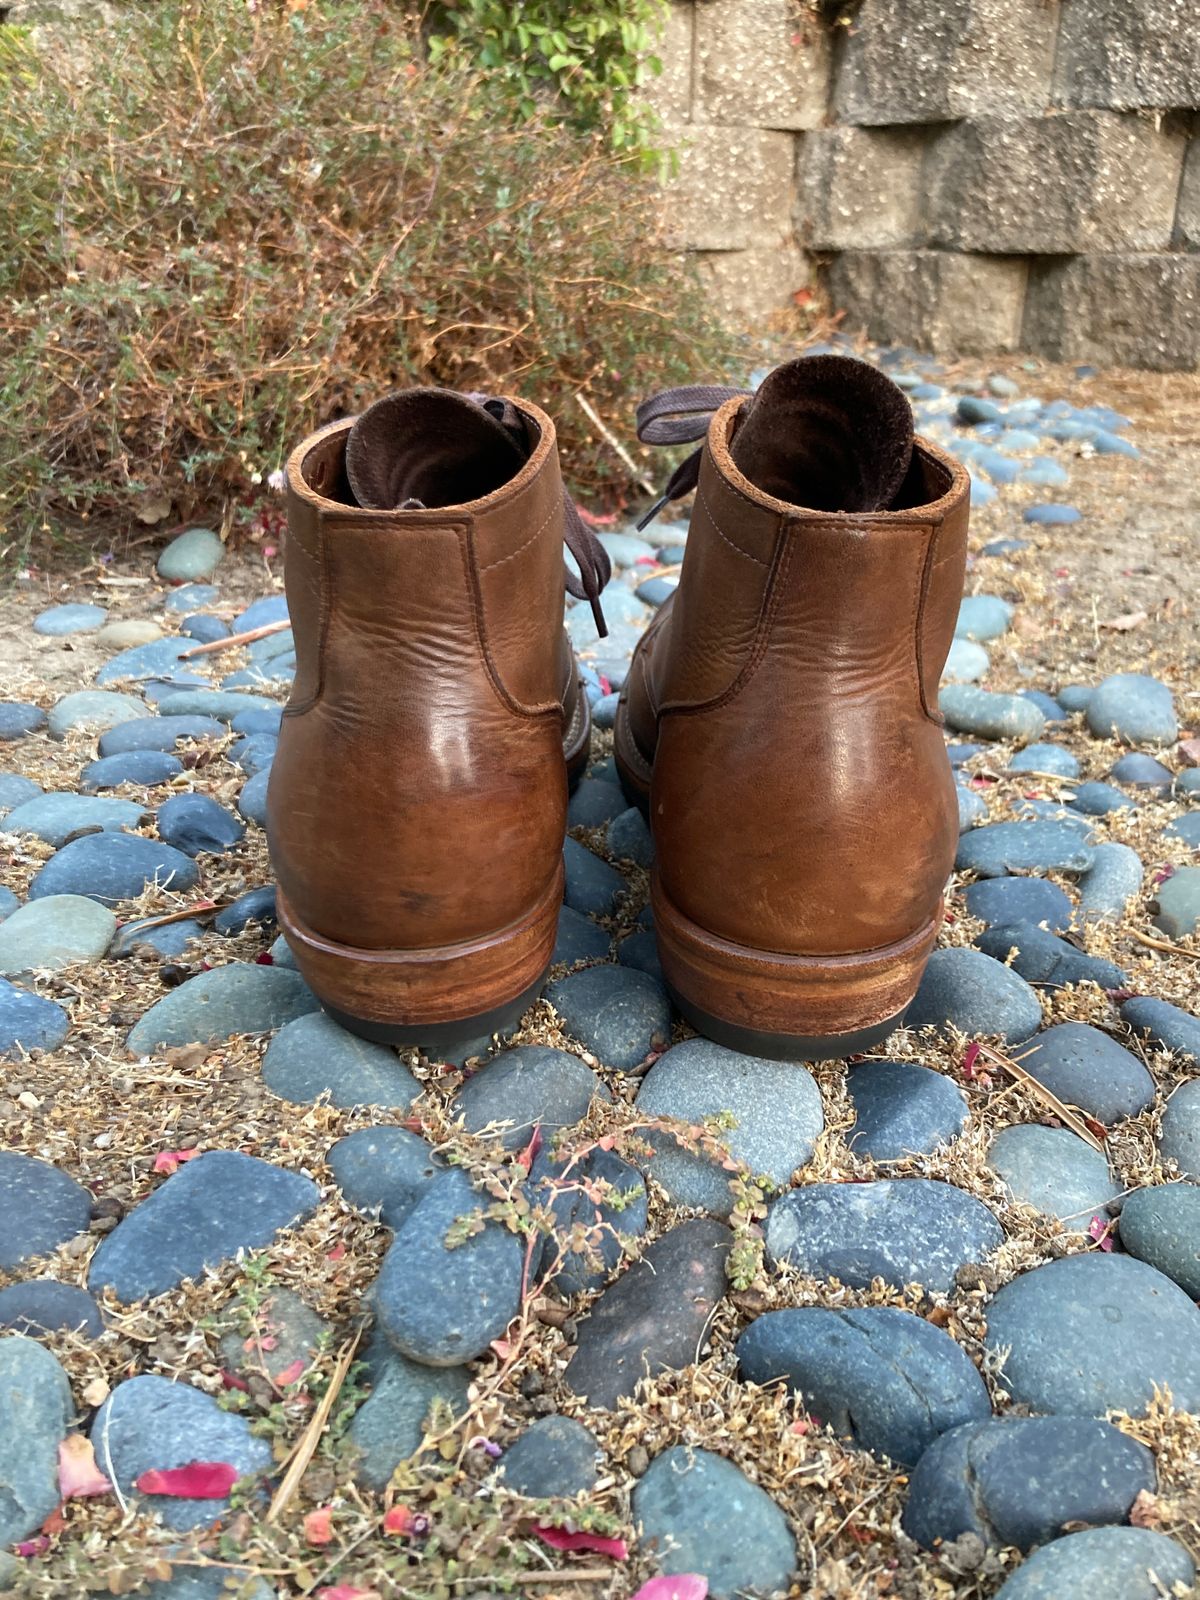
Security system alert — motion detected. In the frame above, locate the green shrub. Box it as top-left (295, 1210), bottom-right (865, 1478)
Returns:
top-left (425, 0), bottom-right (667, 150)
top-left (0, 0), bottom-right (733, 557)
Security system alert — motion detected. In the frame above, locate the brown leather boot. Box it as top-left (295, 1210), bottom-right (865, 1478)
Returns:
top-left (268, 388), bottom-right (609, 1051)
top-left (614, 356), bottom-right (970, 1060)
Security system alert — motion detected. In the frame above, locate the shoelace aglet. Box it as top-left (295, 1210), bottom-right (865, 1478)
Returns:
top-left (635, 491), bottom-right (671, 533)
top-left (589, 594), bottom-right (609, 640)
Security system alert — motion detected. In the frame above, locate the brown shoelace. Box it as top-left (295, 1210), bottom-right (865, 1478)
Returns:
top-left (470, 394), bottom-right (613, 638)
top-left (633, 383), bottom-right (749, 530)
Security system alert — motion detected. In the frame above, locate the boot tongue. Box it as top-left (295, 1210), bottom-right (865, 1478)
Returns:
top-left (730, 354), bottom-right (915, 514)
top-left (344, 388), bottom-right (529, 511)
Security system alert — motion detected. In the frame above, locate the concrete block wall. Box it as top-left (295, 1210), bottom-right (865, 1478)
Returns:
top-left (649, 0), bottom-right (1200, 368)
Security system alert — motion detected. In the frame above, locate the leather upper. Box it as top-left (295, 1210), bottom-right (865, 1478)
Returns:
top-left (622, 395), bottom-right (970, 959)
top-left (268, 401), bottom-right (581, 953)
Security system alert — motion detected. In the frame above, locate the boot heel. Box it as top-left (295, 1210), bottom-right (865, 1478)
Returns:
top-left (653, 883), bottom-right (942, 1062)
top-left (276, 867), bottom-right (562, 1054)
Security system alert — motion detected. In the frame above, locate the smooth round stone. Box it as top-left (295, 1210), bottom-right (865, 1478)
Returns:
top-left (985, 1253), bottom-right (1200, 1415)
top-left (1018, 1022), bottom-right (1153, 1124)
top-left (597, 530), bottom-right (658, 567)
top-left (96, 618), bottom-right (163, 649)
top-left (2, 791), bottom-right (147, 847)
top-left (348, 1352), bottom-right (470, 1490)
top-left (1017, 459), bottom-right (1069, 488)
top-left (988, 1124), bottom-right (1121, 1225)
top-left (0, 978), bottom-right (70, 1058)
top-left (1070, 779), bottom-right (1137, 815)
top-left (231, 706), bottom-right (283, 737)
top-left (127, 962), bottom-right (319, 1053)
top-left (94, 636), bottom-right (194, 688)
top-left (30, 832), bottom-right (198, 907)
top-left (165, 583), bottom-right (221, 612)
top-left (1007, 743), bottom-right (1080, 778)
top-left (233, 595), bottom-right (289, 631)
top-left (263, 1012), bottom-right (419, 1110)
top-left (765, 1179), bottom-right (1003, 1293)
top-left (1178, 768), bottom-right (1200, 794)
top-left (939, 685), bottom-right (1045, 744)
top-left (567, 778), bottom-right (626, 829)
top-left (0, 895), bottom-right (115, 975)
top-left (845, 1059), bottom-right (968, 1161)
top-left (947, 741), bottom-right (986, 767)
top-left (179, 612), bottom-right (228, 645)
top-left (1121, 996), bottom-right (1200, 1065)
top-left (1151, 867), bottom-right (1200, 937)
top-left (976, 924), bottom-right (1127, 992)
top-left (1118, 1185), bottom-right (1200, 1298)
top-left (942, 637), bottom-right (990, 684)
top-left (993, 1528), bottom-right (1193, 1600)
top-left (1086, 674), bottom-right (1177, 745)
top-left (565, 1218), bottom-right (731, 1408)
top-left (0, 1280), bottom-right (102, 1338)
top-left (0, 888), bottom-right (16, 922)
top-left (903, 1417), bottom-right (1156, 1553)
top-left (217, 1286), bottom-right (325, 1385)
top-left (636, 576), bottom-right (677, 607)
top-left (1075, 842), bottom-right (1144, 924)
top-left (955, 595), bottom-right (1013, 642)
top-left (91, 1374), bottom-right (271, 1531)
top-left (988, 374), bottom-right (1019, 397)
top-left (551, 905), bottom-right (610, 966)
top-left (970, 477), bottom-right (998, 505)
top-left (617, 925), bottom-right (662, 982)
top-left (246, 628), bottom-right (295, 663)
top-left (1019, 690), bottom-right (1068, 724)
top-left (326, 1127), bottom-right (442, 1229)
top-left (635, 1039), bottom-right (823, 1215)
top-left (1159, 1080), bottom-right (1200, 1178)
top-left (374, 1168), bottom-right (524, 1366)
top-left (956, 820), bottom-right (1094, 877)
top-left (80, 750), bottom-right (182, 792)
top-left (1057, 684), bottom-right (1093, 712)
top-left (592, 692), bottom-right (620, 729)
top-left (452, 1045), bottom-right (598, 1151)
top-left (0, 1152), bottom-right (91, 1269)
top-left (268, 933), bottom-right (296, 968)
top-left (531, 1145), bottom-right (647, 1295)
top-left (0, 1337), bottom-right (73, 1547)
top-left (905, 948), bottom-right (1042, 1043)
top-left (238, 768), bottom-right (270, 826)
top-left (141, 674), bottom-right (209, 704)
top-left (1166, 811), bottom-right (1200, 847)
top-left (562, 836), bottom-right (625, 916)
top-left (497, 1416), bottom-right (601, 1498)
top-left (213, 885), bottom-right (276, 935)
top-left (46, 689), bottom-right (150, 740)
top-left (545, 964), bottom-right (670, 1072)
top-left (981, 537), bottom-right (1029, 557)
top-left (223, 662), bottom-right (293, 690)
top-left (957, 396), bottom-right (1001, 424)
top-left (1110, 751), bottom-right (1173, 791)
top-left (607, 806), bottom-right (653, 868)
top-left (633, 1447), bottom-right (796, 1600)
top-left (962, 875), bottom-right (1072, 932)
top-left (33, 602), bottom-right (107, 636)
top-left (156, 792), bottom-right (244, 857)
top-left (956, 782), bottom-right (988, 831)
top-left (1023, 503), bottom-right (1081, 525)
top-left (1011, 799), bottom-right (1097, 838)
top-left (0, 703), bottom-right (47, 741)
top-left (95, 716), bottom-right (224, 759)
top-left (228, 733), bottom-right (277, 775)
top-left (88, 1151), bottom-right (318, 1302)
top-left (112, 917), bottom-right (204, 959)
top-left (157, 527), bottom-right (224, 581)
top-left (736, 1305), bottom-right (989, 1465)
top-left (155, 689), bottom-right (277, 723)
top-left (0, 773), bottom-right (42, 812)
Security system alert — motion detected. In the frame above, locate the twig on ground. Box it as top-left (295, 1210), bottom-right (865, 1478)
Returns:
top-left (575, 392), bottom-right (655, 497)
top-left (978, 1042), bottom-right (1106, 1152)
top-left (266, 1327), bottom-right (362, 1524)
top-left (179, 618), bottom-right (291, 658)
top-left (1129, 928), bottom-right (1200, 961)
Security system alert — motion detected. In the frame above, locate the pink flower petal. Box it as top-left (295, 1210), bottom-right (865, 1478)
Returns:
top-left (153, 1148), bottom-right (199, 1175)
top-left (58, 1435), bottom-right (111, 1500)
top-left (135, 1462), bottom-right (238, 1498)
top-left (632, 1579), bottom-right (709, 1600)
top-left (532, 1524), bottom-right (628, 1560)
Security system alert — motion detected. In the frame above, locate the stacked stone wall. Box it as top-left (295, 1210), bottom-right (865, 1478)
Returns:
top-left (647, 0), bottom-right (1200, 368)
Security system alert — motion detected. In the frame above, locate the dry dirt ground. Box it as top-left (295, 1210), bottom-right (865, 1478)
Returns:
top-left (0, 351), bottom-right (1198, 1600)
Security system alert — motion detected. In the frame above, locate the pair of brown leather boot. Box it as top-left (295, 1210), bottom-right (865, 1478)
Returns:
top-left (267, 356), bottom-right (969, 1061)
